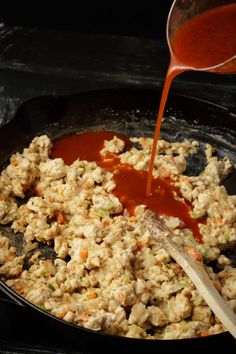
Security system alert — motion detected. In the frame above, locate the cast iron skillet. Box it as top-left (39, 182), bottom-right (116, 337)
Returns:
top-left (0, 89), bottom-right (236, 353)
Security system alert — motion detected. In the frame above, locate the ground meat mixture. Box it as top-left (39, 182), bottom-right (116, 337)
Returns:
top-left (0, 133), bottom-right (235, 339)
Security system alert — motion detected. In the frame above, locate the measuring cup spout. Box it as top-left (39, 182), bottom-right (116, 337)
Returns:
top-left (167, 0), bottom-right (236, 73)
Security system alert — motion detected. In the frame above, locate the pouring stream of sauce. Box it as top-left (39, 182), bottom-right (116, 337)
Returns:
top-left (51, 4), bottom-right (236, 243)
top-left (146, 3), bottom-right (236, 196)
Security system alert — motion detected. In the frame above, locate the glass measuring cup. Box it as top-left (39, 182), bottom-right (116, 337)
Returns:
top-left (167, 0), bottom-right (236, 73)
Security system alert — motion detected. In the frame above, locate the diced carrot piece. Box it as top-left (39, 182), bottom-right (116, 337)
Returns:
top-left (11, 159), bottom-right (18, 166)
top-left (187, 245), bottom-right (202, 261)
top-left (15, 284), bottom-right (24, 293)
top-left (136, 241), bottom-right (146, 249)
top-left (215, 217), bottom-right (222, 226)
top-left (102, 220), bottom-right (110, 228)
top-left (80, 250), bottom-right (88, 261)
top-left (201, 332), bottom-right (210, 337)
top-left (56, 211), bottom-right (65, 224)
top-left (155, 259), bottom-right (162, 265)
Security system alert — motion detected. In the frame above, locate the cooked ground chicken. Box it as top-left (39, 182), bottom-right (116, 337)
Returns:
top-left (0, 133), bottom-right (235, 340)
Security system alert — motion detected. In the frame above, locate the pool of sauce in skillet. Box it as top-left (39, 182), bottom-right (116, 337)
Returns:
top-left (51, 4), bottom-right (235, 243)
top-left (51, 131), bottom-right (202, 242)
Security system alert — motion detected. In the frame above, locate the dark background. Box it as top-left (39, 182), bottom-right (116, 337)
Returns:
top-left (1, 2), bottom-right (173, 39)
top-left (0, 0), bottom-right (235, 127)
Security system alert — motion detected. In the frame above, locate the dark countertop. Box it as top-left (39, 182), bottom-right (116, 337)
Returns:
top-left (0, 25), bottom-right (235, 128)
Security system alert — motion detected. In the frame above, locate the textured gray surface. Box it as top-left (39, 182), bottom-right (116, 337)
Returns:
top-left (0, 25), bottom-right (235, 127)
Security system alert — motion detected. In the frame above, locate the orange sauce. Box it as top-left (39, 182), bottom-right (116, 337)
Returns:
top-left (113, 166), bottom-right (202, 242)
top-left (51, 131), bottom-right (202, 242)
top-left (50, 131), bottom-right (131, 164)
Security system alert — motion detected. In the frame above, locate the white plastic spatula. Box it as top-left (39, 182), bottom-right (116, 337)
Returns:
top-left (145, 210), bottom-right (236, 339)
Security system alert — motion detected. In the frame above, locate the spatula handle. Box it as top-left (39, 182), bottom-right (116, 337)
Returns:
top-left (146, 210), bottom-right (236, 339)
